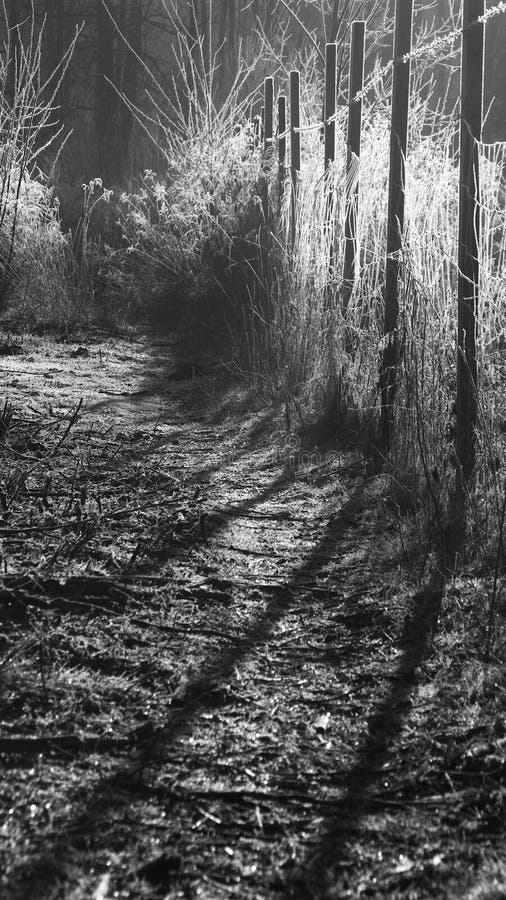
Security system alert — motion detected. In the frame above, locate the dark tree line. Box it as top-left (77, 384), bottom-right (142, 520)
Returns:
top-left (3, 0), bottom-right (506, 199)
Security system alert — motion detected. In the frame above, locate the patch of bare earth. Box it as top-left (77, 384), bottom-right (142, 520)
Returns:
top-left (0, 331), bottom-right (506, 899)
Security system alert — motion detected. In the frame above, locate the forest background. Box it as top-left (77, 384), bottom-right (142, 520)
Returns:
top-left (12, 0), bottom-right (506, 226)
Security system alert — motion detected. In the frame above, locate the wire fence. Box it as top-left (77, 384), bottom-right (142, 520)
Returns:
top-left (253, 0), bottom-right (493, 497)
top-left (270, 0), bottom-right (506, 140)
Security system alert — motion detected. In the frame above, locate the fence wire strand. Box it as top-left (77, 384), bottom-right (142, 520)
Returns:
top-left (270, 2), bottom-right (506, 140)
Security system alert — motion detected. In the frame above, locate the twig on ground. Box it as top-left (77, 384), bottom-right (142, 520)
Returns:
top-left (51, 398), bottom-right (83, 456)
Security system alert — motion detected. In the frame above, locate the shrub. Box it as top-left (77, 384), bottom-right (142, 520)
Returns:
top-left (0, 9), bottom-right (86, 330)
top-left (109, 126), bottom-right (266, 323)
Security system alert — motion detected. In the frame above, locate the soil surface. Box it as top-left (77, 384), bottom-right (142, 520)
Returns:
top-left (0, 329), bottom-right (505, 900)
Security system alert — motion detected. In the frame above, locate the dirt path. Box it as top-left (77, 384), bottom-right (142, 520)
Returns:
top-left (0, 330), bottom-right (505, 899)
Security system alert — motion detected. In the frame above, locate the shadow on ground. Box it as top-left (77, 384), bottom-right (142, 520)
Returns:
top-left (2, 348), bottom-right (441, 899)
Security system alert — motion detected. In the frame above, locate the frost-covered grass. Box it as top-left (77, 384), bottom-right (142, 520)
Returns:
top-left (0, 12), bottom-right (88, 330)
top-left (199, 60), bottom-right (506, 571)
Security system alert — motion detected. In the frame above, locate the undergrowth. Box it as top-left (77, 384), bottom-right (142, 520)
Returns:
top-left (0, 12), bottom-right (79, 330)
top-left (0, 13), bottom-right (119, 332)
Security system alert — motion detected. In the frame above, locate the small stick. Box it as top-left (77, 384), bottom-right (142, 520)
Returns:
top-left (52, 398), bottom-right (83, 456)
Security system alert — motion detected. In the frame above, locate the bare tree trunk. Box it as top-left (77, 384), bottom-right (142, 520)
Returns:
top-left (5, 0), bottom-right (24, 106)
top-left (46, 0), bottom-right (65, 115)
top-left (220, 0), bottom-right (236, 92)
top-left (48, 0), bottom-right (65, 62)
top-left (217, 0), bottom-right (228, 97)
top-left (201, 0), bottom-right (209, 65)
top-left (95, 0), bottom-right (117, 182)
top-left (229, 0), bottom-right (236, 57)
top-left (328, 0), bottom-right (341, 42)
top-left (117, 0), bottom-right (142, 180)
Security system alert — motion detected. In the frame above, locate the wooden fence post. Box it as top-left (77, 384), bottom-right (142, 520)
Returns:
top-left (455, 0), bottom-right (484, 509)
top-left (343, 21), bottom-right (365, 311)
top-left (253, 114), bottom-right (261, 149)
top-left (290, 70), bottom-right (301, 250)
top-left (278, 94), bottom-right (287, 212)
top-left (379, 0), bottom-right (413, 456)
top-left (324, 43), bottom-right (337, 272)
top-left (324, 43), bottom-right (337, 170)
top-left (262, 78), bottom-right (274, 227)
top-left (264, 77), bottom-right (274, 152)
